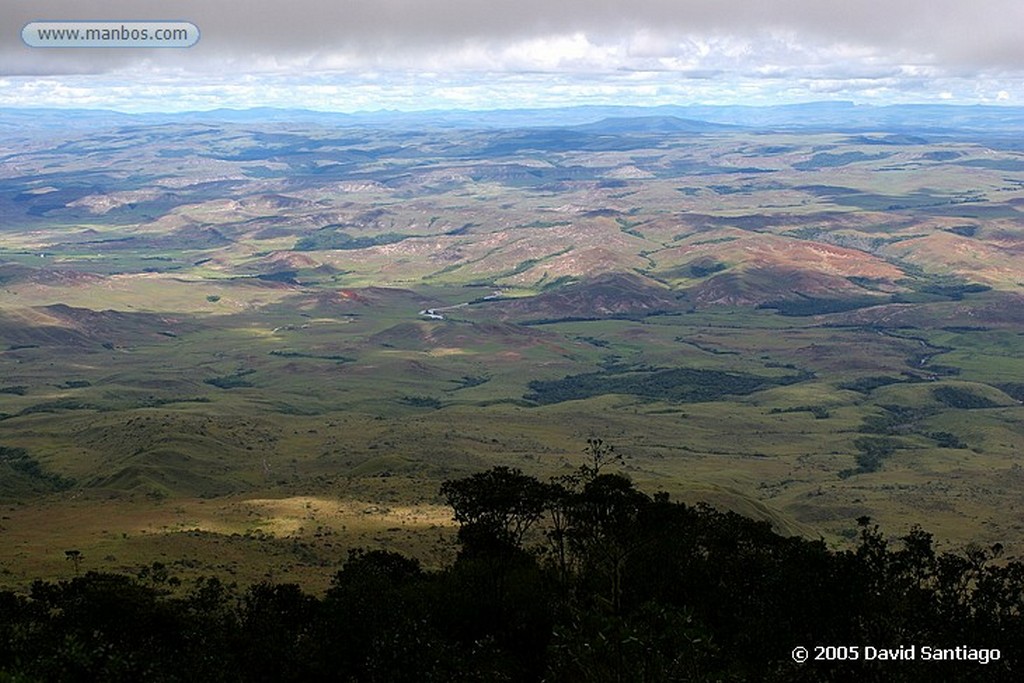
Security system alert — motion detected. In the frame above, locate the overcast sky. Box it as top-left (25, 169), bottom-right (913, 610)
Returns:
top-left (2, 0), bottom-right (1022, 111)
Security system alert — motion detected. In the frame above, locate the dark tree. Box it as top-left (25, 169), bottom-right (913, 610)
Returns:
top-left (440, 465), bottom-right (550, 555)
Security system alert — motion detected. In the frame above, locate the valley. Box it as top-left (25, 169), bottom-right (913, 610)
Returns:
top-left (2, 104), bottom-right (1024, 589)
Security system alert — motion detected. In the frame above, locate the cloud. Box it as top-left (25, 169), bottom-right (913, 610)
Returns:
top-left (6, 1), bottom-right (1023, 72)
top-left (2, 1), bottom-right (1022, 108)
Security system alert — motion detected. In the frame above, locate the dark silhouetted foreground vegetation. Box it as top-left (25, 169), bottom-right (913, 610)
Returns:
top-left (1, 443), bottom-right (1021, 681)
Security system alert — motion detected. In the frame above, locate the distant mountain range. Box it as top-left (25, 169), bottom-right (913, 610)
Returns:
top-left (4, 102), bottom-right (1024, 136)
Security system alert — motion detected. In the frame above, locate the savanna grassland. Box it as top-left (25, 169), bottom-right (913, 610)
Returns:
top-left (2, 105), bottom-right (1024, 589)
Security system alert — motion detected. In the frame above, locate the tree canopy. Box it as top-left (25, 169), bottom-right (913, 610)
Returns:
top-left (2, 449), bottom-right (1021, 681)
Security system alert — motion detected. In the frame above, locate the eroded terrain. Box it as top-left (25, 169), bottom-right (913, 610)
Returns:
top-left (2, 106), bottom-right (1024, 586)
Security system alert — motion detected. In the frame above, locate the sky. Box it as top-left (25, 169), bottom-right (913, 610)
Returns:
top-left (2, 0), bottom-right (1022, 112)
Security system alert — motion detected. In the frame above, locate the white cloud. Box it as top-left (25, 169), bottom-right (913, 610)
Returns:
top-left (2, 64), bottom-right (1023, 112)
top-left (2, 1), bottom-right (1023, 110)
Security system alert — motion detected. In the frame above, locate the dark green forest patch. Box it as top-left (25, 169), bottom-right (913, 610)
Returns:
top-left (525, 366), bottom-right (808, 405)
top-left (793, 151), bottom-right (891, 170)
top-left (294, 230), bottom-right (410, 251)
top-left (398, 395), bottom-right (443, 409)
top-left (768, 405), bottom-right (830, 419)
top-left (0, 445), bottom-right (75, 499)
top-left (268, 350), bottom-right (354, 363)
top-left (859, 404), bottom-right (936, 435)
top-left (758, 295), bottom-right (882, 316)
top-left (994, 383), bottom-right (1024, 402)
top-left (204, 369), bottom-right (256, 390)
top-left (838, 376), bottom-right (907, 394)
top-left (933, 385), bottom-right (1000, 409)
top-left (841, 436), bottom-right (901, 477)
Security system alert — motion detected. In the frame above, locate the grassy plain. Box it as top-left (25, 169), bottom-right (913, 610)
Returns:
top-left (2, 113), bottom-right (1024, 589)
